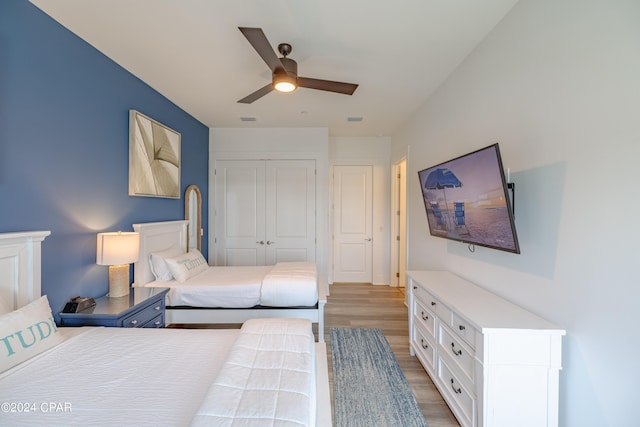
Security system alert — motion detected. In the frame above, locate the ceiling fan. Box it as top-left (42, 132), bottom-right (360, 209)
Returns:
top-left (237, 27), bottom-right (359, 104)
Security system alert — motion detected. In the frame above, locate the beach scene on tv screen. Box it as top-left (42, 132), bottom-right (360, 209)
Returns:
top-left (419, 147), bottom-right (517, 251)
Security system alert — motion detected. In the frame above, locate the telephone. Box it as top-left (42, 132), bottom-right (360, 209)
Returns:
top-left (62, 296), bottom-right (96, 313)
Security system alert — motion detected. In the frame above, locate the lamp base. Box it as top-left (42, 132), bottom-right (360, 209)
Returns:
top-left (108, 264), bottom-right (130, 297)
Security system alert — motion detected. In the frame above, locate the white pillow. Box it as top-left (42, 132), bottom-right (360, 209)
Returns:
top-left (164, 249), bottom-right (208, 282)
top-left (149, 247), bottom-right (183, 281)
top-left (0, 295), bottom-right (64, 373)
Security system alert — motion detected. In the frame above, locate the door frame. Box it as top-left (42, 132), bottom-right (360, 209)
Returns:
top-left (390, 157), bottom-right (407, 288)
top-left (329, 157), bottom-right (390, 286)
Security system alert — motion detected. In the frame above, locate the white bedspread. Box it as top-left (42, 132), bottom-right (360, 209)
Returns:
top-left (146, 265), bottom-right (272, 307)
top-left (0, 327), bottom-right (239, 426)
top-left (260, 262), bottom-right (318, 307)
top-left (191, 318), bottom-right (316, 427)
top-left (144, 262), bottom-right (318, 308)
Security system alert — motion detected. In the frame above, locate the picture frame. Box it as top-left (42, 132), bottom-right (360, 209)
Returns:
top-left (128, 110), bottom-right (181, 198)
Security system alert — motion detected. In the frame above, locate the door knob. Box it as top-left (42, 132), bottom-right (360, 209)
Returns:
top-left (365, 238), bottom-right (372, 241)
top-left (256, 240), bottom-right (265, 245)
top-left (266, 240), bottom-right (275, 245)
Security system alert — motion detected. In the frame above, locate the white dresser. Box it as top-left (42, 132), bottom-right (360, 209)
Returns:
top-left (407, 271), bottom-right (565, 427)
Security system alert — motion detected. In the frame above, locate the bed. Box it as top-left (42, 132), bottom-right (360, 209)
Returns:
top-left (0, 230), bottom-right (332, 426)
top-left (132, 220), bottom-right (326, 341)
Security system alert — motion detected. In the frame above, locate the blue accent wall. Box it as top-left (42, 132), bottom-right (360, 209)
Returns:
top-left (1, 0), bottom-right (209, 320)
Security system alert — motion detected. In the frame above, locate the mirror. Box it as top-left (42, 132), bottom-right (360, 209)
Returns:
top-left (184, 184), bottom-right (202, 252)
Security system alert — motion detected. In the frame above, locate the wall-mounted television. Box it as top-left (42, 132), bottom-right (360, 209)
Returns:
top-left (418, 143), bottom-right (520, 254)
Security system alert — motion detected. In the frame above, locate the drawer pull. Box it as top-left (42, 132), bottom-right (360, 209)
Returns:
top-left (413, 286), bottom-right (418, 290)
top-left (154, 306), bottom-right (160, 310)
top-left (451, 342), bottom-right (462, 356)
top-left (421, 339), bottom-right (429, 350)
top-left (431, 301), bottom-right (436, 306)
top-left (458, 324), bottom-right (466, 331)
top-left (421, 311), bottom-right (429, 321)
top-left (450, 378), bottom-right (462, 394)
top-left (130, 320), bottom-right (138, 325)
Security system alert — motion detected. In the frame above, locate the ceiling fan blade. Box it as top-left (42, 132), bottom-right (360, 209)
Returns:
top-left (298, 77), bottom-right (358, 95)
top-left (238, 27), bottom-right (284, 73)
top-left (237, 83), bottom-right (274, 104)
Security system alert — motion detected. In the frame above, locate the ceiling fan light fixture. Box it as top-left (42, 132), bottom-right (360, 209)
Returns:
top-left (273, 74), bottom-right (297, 93)
top-left (237, 27), bottom-right (357, 103)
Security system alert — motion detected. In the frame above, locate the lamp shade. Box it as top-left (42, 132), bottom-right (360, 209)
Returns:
top-left (96, 232), bottom-right (140, 266)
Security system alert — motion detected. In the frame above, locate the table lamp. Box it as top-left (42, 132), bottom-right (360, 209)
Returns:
top-left (96, 231), bottom-right (140, 297)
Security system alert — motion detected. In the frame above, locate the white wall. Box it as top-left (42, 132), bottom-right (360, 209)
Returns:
top-left (209, 128), bottom-right (329, 280)
top-left (329, 137), bottom-right (391, 285)
top-left (392, 1), bottom-right (640, 425)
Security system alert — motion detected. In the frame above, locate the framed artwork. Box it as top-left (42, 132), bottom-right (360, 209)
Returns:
top-left (128, 110), bottom-right (181, 198)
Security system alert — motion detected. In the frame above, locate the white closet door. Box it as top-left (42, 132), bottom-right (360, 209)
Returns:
top-left (214, 159), bottom-right (316, 266)
top-left (333, 165), bottom-right (373, 282)
top-left (265, 160), bottom-right (316, 264)
top-left (214, 160), bottom-right (266, 266)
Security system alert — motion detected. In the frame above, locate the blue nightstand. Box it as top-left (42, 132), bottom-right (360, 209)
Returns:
top-left (59, 287), bottom-right (169, 328)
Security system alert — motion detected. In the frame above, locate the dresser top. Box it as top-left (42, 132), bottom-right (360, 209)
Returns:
top-left (407, 270), bottom-right (565, 333)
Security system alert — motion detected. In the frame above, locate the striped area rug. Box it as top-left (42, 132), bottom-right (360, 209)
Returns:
top-left (330, 327), bottom-right (428, 427)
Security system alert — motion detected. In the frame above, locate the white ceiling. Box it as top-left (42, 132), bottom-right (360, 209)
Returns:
top-left (30, 0), bottom-right (519, 137)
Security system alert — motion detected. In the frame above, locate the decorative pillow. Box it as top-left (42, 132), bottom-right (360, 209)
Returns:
top-left (149, 247), bottom-right (183, 281)
top-left (0, 295), bottom-right (64, 373)
top-left (164, 249), bottom-right (208, 282)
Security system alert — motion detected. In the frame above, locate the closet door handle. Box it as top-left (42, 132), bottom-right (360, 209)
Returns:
top-left (364, 238), bottom-right (372, 241)
top-left (266, 240), bottom-right (275, 245)
top-left (256, 241), bottom-right (265, 245)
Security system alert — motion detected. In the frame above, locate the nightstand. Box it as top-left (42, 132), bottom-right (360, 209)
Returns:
top-left (59, 287), bottom-right (169, 328)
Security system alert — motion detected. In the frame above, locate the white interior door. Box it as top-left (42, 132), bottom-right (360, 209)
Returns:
top-left (214, 160), bottom-right (265, 266)
top-left (333, 165), bottom-right (373, 282)
top-left (214, 159), bottom-right (316, 266)
top-left (265, 160), bottom-right (316, 264)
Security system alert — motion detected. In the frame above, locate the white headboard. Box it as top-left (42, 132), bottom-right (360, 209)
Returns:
top-left (0, 231), bottom-right (50, 314)
top-left (132, 220), bottom-right (188, 286)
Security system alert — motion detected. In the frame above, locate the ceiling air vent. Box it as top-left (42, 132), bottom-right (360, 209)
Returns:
top-left (240, 117), bottom-right (257, 122)
top-left (347, 116), bottom-right (363, 122)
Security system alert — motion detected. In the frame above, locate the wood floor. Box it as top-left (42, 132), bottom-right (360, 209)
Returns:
top-left (325, 282), bottom-right (459, 427)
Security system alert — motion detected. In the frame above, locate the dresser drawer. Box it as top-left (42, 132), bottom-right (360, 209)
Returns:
top-left (438, 303), bottom-right (477, 349)
top-left (122, 299), bottom-right (164, 328)
top-left (452, 312), bottom-right (476, 349)
top-left (413, 284), bottom-right (439, 313)
top-left (412, 323), bottom-right (436, 373)
top-left (439, 323), bottom-right (475, 385)
top-left (141, 313), bottom-right (164, 328)
top-left (437, 302), bottom-right (453, 330)
top-left (438, 357), bottom-right (476, 427)
top-left (414, 298), bottom-right (436, 338)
